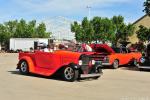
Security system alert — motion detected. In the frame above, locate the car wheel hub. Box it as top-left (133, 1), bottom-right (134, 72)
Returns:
top-left (20, 62), bottom-right (27, 72)
top-left (64, 67), bottom-right (74, 80)
top-left (114, 61), bottom-right (118, 67)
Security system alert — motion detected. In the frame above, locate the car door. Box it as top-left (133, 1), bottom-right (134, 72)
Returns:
top-left (35, 51), bottom-right (54, 69)
top-left (119, 48), bottom-right (132, 65)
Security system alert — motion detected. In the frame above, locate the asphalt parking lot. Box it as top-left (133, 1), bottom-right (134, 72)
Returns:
top-left (0, 53), bottom-right (150, 100)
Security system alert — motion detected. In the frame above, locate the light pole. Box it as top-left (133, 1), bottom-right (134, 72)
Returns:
top-left (87, 6), bottom-right (91, 20)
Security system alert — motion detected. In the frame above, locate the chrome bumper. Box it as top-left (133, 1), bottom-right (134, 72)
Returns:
top-left (80, 73), bottom-right (102, 78)
top-left (102, 62), bottom-right (111, 66)
top-left (138, 66), bottom-right (150, 69)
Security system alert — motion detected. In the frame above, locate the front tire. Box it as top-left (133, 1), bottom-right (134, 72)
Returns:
top-left (112, 60), bottom-right (119, 69)
top-left (63, 66), bottom-right (79, 82)
top-left (93, 68), bottom-right (102, 79)
top-left (133, 59), bottom-right (139, 67)
top-left (19, 60), bottom-right (29, 74)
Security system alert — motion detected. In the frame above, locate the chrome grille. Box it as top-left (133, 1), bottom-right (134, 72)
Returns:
top-left (90, 53), bottom-right (108, 61)
top-left (80, 55), bottom-right (91, 65)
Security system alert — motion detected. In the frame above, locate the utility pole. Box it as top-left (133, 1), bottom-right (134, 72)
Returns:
top-left (87, 6), bottom-right (91, 20)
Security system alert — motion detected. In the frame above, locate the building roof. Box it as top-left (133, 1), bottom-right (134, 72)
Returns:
top-left (133, 14), bottom-right (148, 25)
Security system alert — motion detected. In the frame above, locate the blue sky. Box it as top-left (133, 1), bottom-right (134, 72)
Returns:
top-left (0, 0), bottom-right (145, 23)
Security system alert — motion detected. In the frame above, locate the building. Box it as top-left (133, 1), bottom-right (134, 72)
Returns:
top-left (129, 14), bottom-right (150, 44)
top-left (43, 16), bottom-right (75, 40)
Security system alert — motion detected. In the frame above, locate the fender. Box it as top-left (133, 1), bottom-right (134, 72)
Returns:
top-left (19, 56), bottom-right (35, 73)
top-left (68, 63), bottom-right (79, 69)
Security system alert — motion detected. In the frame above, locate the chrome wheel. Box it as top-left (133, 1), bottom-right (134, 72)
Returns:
top-left (19, 61), bottom-right (29, 74)
top-left (113, 60), bottom-right (119, 69)
top-left (64, 67), bottom-right (74, 80)
top-left (63, 66), bottom-right (79, 82)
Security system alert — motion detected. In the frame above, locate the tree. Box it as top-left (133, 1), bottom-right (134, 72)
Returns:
top-left (71, 21), bottom-right (83, 42)
top-left (4, 20), bottom-right (18, 37)
top-left (82, 17), bottom-right (94, 43)
top-left (0, 24), bottom-right (6, 46)
top-left (136, 25), bottom-right (150, 42)
top-left (143, 0), bottom-right (150, 16)
top-left (28, 20), bottom-right (37, 38)
top-left (91, 17), bottom-right (115, 43)
top-left (36, 23), bottom-right (51, 38)
top-left (71, 17), bottom-right (94, 43)
top-left (91, 17), bottom-right (102, 42)
top-left (14, 19), bottom-right (27, 38)
top-left (0, 19), bottom-right (52, 50)
top-left (71, 15), bottom-right (134, 46)
top-left (111, 15), bottom-right (135, 46)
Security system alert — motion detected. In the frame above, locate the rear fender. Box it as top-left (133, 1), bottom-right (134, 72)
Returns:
top-left (18, 56), bottom-right (35, 72)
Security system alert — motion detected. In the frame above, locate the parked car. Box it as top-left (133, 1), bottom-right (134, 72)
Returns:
top-left (138, 43), bottom-right (150, 70)
top-left (90, 44), bottom-right (142, 69)
top-left (17, 50), bottom-right (102, 82)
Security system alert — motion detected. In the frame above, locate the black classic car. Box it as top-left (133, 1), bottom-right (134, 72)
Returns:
top-left (138, 43), bottom-right (150, 70)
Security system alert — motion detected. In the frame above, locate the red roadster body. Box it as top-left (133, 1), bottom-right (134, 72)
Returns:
top-left (17, 50), bottom-right (102, 81)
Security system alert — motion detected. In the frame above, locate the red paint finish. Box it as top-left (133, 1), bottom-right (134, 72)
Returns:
top-left (90, 44), bottom-right (142, 66)
top-left (18, 50), bottom-right (81, 76)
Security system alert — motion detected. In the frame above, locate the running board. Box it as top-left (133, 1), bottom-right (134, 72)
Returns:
top-left (80, 73), bottom-right (102, 78)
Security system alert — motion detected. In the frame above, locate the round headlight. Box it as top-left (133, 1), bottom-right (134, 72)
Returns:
top-left (140, 57), bottom-right (145, 63)
top-left (79, 60), bottom-right (82, 65)
top-left (92, 60), bottom-right (95, 65)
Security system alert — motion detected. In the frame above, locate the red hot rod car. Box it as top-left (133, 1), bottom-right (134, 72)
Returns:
top-left (17, 50), bottom-right (102, 82)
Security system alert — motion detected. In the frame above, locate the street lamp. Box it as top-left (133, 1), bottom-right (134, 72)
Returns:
top-left (87, 6), bottom-right (91, 20)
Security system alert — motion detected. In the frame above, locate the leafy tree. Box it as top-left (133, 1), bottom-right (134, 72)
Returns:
top-left (71, 21), bottom-right (83, 42)
top-left (82, 17), bottom-right (94, 43)
top-left (71, 17), bottom-right (94, 43)
top-left (136, 25), bottom-right (150, 42)
top-left (14, 19), bottom-right (27, 38)
top-left (0, 24), bottom-right (6, 46)
top-left (36, 23), bottom-right (51, 38)
top-left (0, 19), bottom-right (52, 50)
top-left (91, 17), bottom-right (102, 42)
top-left (143, 0), bottom-right (150, 15)
top-left (28, 20), bottom-right (37, 38)
top-left (4, 20), bottom-right (18, 37)
top-left (111, 15), bottom-right (134, 46)
top-left (71, 15), bottom-right (134, 46)
top-left (122, 24), bottom-right (135, 41)
top-left (111, 15), bottom-right (125, 45)
top-left (91, 17), bottom-right (115, 43)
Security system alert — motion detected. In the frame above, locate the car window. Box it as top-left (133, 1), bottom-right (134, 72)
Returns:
top-left (121, 47), bottom-right (128, 53)
top-left (112, 48), bottom-right (120, 53)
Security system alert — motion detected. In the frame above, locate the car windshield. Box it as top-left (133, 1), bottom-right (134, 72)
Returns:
top-left (112, 48), bottom-right (120, 53)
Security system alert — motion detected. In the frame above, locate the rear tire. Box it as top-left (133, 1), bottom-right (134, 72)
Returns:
top-left (19, 60), bottom-right (29, 74)
top-left (62, 66), bottom-right (79, 82)
top-left (112, 60), bottom-right (119, 69)
top-left (130, 59), bottom-right (139, 67)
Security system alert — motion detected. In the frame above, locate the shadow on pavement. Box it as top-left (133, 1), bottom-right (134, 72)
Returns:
top-left (101, 65), bottom-right (150, 72)
top-left (8, 71), bottom-right (96, 82)
top-left (120, 66), bottom-right (150, 72)
top-left (8, 70), bottom-right (66, 82)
